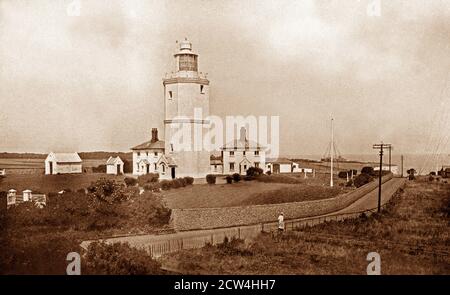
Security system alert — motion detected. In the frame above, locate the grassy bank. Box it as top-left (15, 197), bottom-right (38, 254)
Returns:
top-left (162, 179), bottom-right (450, 274)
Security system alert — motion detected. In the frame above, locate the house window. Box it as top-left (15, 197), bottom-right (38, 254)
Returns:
top-left (230, 151), bottom-right (234, 156)
top-left (200, 85), bottom-right (205, 94)
top-left (255, 151), bottom-right (259, 156)
top-left (162, 164), bottom-right (165, 173)
top-left (136, 164), bottom-right (139, 172)
top-left (170, 143), bottom-right (174, 152)
top-left (168, 91), bottom-right (173, 99)
top-left (137, 152), bottom-right (140, 157)
top-left (154, 163), bottom-right (157, 171)
top-left (255, 162), bottom-right (260, 168)
top-left (230, 163), bottom-right (235, 171)
top-left (154, 152), bottom-right (158, 156)
top-left (243, 151), bottom-right (246, 156)
top-left (146, 152), bottom-right (148, 157)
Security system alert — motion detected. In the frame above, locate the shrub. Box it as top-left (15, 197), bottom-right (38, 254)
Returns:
top-left (184, 176), bottom-right (194, 185)
top-left (206, 174), bottom-right (216, 184)
top-left (171, 178), bottom-right (186, 189)
top-left (353, 173), bottom-right (373, 188)
top-left (346, 179), bottom-right (354, 187)
top-left (246, 167), bottom-right (263, 177)
top-left (232, 173), bottom-right (241, 183)
top-left (143, 182), bottom-right (161, 192)
top-left (160, 180), bottom-right (172, 191)
top-left (83, 241), bottom-right (163, 275)
top-left (87, 178), bottom-right (129, 204)
top-left (124, 177), bottom-right (138, 187)
top-left (361, 166), bottom-right (375, 175)
top-left (226, 175), bottom-right (233, 184)
top-left (338, 171), bottom-right (349, 179)
top-left (76, 188), bottom-right (86, 194)
top-left (137, 173), bottom-right (159, 186)
top-left (266, 170), bottom-right (272, 175)
top-left (243, 175), bottom-right (254, 181)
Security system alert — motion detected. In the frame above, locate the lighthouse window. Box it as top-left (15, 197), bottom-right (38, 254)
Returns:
top-left (200, 85), bottom-right (205, 94)
top-left (168, 91), bottom-right (173, 99)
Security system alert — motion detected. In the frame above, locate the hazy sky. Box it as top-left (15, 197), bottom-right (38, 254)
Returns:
top-left (0, 0), bottom-right (449, 156)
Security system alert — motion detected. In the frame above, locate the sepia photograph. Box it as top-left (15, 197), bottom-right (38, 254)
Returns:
top-left (0, 0), bottom-right (449, 287)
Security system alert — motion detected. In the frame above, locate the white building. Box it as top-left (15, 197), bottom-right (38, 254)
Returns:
top-left (265, 158), bottom-right (294, 174)
top-left (221, 127), bottom-right (266, 175)
top-left (106, 156), bottom-right (124, 175)
top-left (45, 152), bottom-right (82, 175)
top-left (131, 128), bottom-right (169, 177)
top-left (210, 156), bottom-right (223, 175)
top-left (0, 169), bottom-right (5, 176)
top-left (374, 165), bottom-right (399, 175)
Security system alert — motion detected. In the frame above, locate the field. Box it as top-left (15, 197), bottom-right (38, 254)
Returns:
top-left (0, 173), bottom-right (126, 193)
top-left (162, 179), bottom-right (450, 274)
top-left (0, 158), bottom-right (107, 175)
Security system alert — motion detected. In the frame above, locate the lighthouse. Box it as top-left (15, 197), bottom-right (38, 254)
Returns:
top-left (163, 38), bottom-right (211, 178)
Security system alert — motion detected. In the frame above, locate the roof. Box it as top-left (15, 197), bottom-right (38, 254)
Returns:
top-left (221, 139), bottom-right (264, 150)
top-left (157, 154), bottom-right (177, 167)
top-left (106, 156), bottom-right (124, 165)
top-left (266, 158), bottom-right (293, 164)
top-left (47, 152), bottom-right (82, 163)
top-left (131, 140), bottom-right (165, 151)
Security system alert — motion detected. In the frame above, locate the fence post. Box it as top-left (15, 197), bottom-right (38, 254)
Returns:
top-left (261, 223), bottom-right (264, 232)
top-left (238, 228), bottom-right (241, 239)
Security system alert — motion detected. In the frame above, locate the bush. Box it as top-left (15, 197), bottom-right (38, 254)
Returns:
top-left (226, 175), bottom-right (233, 184)
top-left (353, 173), bottom-right (373, 188)
top-left (124, 177), bottom-right (138, 187)
top-left (232, 173), bottom-right (241, 183)
top-left (246, 167), bottom-right (263, 177)
top-left (137, 173), bottom-right (159, 186)
top-left (266, 170), bottom-right (272, 175)
top-left (143, 182), bottom-right (161, 192)
top-left (361, 166), bottom-right (375, 175)
top-left (338, 171), bottom-right (349, 179)
top-left (160, 180), bottom-right (172, 191)
top-left (87, 178), bottom-right (130, 204)
top-left (206, 174), bottom-right (216, 184)
top-left (83, 241), bottom-right (163, 275)
top-left (184, 176), bottom-right (194, 185)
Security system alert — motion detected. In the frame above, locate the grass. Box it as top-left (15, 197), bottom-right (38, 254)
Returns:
top-left (0, 173), bottom-right (126, 194)
top-left (162, 179), bottom-right (450, 274)
top-left (0, 189), bottom-right (171, 274)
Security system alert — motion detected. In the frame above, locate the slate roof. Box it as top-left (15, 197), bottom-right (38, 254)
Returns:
top-left (266, 157), bottom-right (293, 165)
top-left (131, 140), bottom-right (165, 151)
top-left (106, 156), bottom-right (124, 165)
top-left (221, 139), bottom-right (264, 150)
top-left (47, 152), bottom-right (82, 163)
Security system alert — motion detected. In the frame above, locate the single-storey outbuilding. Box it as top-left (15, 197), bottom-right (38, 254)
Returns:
top-left (106, 156), bottom-right (124, 175)
top-left (45, 152), bottom-right (82, 175)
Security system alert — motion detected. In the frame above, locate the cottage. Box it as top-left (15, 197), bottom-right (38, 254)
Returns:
top-left (210, 156), bottom-right (223, 175)
top-left (106, 156), bottom-right (124, 175)
top-left (45, 152), bottom-right (82, 175)
top-left (265, 158), bottom-right (294, 174)
top-left (221, 127), bottom-right (265, 175)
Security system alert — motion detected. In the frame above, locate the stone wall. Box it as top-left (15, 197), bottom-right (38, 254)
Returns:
top-left (171, 175), bottom-right (393, 231)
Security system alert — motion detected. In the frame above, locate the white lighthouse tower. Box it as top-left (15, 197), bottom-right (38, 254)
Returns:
top-left (163, 38), bottom-right (211, 178)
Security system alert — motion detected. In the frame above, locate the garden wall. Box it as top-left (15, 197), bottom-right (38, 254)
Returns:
top-left (171, 175), bottom-right (393, 231)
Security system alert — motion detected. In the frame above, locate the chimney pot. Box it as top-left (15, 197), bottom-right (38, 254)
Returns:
top-left (151, 128), bottom-right (158, 143)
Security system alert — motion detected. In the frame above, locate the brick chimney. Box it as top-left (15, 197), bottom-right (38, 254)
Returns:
top-left (239, 127), bottom-right (247, 142)
top-left (151, 128), bottom-right (158, 143)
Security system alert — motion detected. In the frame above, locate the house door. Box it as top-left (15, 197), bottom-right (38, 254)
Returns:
top-left (171, 167), bottom-right (176, 179)
top-left (117, 164), bottom-right (121, 175)
top-left (49, 162), bottom-right (53, 174)
top-left (146, 164), bottom-right (150, 174)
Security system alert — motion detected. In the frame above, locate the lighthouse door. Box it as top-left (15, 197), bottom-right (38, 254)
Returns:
top-left (171, 167), bottom-right (176, 179)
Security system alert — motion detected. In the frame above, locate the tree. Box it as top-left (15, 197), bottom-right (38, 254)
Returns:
top-left (87, 178), bottom-right (129, 204)
top-left (361, 166), bottom-right (375, 175)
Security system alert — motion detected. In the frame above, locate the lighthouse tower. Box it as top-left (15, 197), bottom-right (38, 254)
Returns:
top-left (163, 38), bottom-right (211, 178)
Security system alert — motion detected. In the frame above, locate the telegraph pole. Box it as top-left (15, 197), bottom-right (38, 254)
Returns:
top-left (386, 145), bottom-right (393, 172)
top-left (330, 118), bottom-right (334, 187)
top-left (401, 155), bottom-right (404, 177)
top-left (373, 143), bottom-right (392, 213)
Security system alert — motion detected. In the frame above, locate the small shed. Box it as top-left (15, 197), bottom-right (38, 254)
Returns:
top-left (106, 156), bottom-right (124, 175)
top-left (266, 158), bottom-right (294, 174)
top-left (45, 152), bottom-right (82, 175)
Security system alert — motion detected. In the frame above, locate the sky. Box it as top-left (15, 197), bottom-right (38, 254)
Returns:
top-left (0, 0), bottom-right (449, 156)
